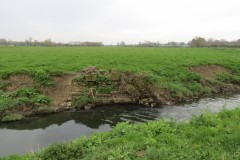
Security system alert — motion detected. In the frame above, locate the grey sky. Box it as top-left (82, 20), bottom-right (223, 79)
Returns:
top-left (0, 0), bottom-right (240, 44)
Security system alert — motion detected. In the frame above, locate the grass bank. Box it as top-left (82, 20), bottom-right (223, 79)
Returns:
top-left (2, 107), bottom-right (240, 160)
top-left (0, 47), bottom-right (240, 122)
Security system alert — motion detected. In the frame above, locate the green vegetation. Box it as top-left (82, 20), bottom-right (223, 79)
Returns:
top-left (73, 90), bottom-right (93, 109)
top-left (0, 88), bottom-right (52, 121)
top-left (0, 47), bottom-right (240, 158)
top-left (0, 91), bottom-right (19, 112)
top-left (1, 113), bottom-right (23, 122)
top-left (0, 47), bottom-right (240, 121)
top-left (0, 47), bottom-right (239, 74)
top-left (2, 107), bottom-right (240, 160)
top-left (10, 87), bottom-right (51, 106)
top-left (216, 72), bottom-right (240, 84)
top-left (1, 69), bottom-right (55, 86)
top-left (0, 47), bottom-right (239, 96)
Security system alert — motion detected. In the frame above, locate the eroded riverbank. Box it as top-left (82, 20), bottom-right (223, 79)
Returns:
top-left (1, 65), bottom-right (240, 122)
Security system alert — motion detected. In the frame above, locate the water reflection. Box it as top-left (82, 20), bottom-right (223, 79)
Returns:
top-left (0, 105), bottom-right (159, 157)
top-left (0, 105), bottom-right (158, 130)
top-left (0, 95), bottom-right (239, 157)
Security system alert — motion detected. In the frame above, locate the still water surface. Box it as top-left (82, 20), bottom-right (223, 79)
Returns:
top-left (0, 94), bottom-right (240, 157)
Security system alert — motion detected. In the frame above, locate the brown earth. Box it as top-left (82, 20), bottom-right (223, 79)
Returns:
top-left (190, 64), bottom-right (229, 79)
top-left (5, 75), bottom-right (35, 92)
top-left (40, 74), bottom-right (80, 109)
top-left (136, 151), bottom-right (145, 157)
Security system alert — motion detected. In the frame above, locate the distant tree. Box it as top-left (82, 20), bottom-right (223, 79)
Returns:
top-left (206, 38), bottom-right (214, 47)
top-left (0, 38), bottom-right (8, 46)
top-left (167, 41), bottom-right (177, 47)
top-left (236, 39), bottom-right (240, 47)
top-left (29, 37), bottom-right (33, 44)
top-left (44, 38), bottom-right (55, 46)
top-left (25, 37), bottom-right (33, 46)
top-left (81, 41), bottom-right (103, 46)
top-left (119, 41), bottom-right (126, 46)
top-left (179, 42), bottom-right (186, 47)
top-left (33, 40), bottom-right (40, 46)
top-left (189, 37), bottom-right (206, 47)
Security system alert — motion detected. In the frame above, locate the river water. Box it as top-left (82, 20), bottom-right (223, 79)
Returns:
top-left (0, 94), bottom-right (240, 157)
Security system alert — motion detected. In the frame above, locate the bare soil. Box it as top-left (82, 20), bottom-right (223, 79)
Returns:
top-left (5, 75), bottom-right (35, 92)
top-left (40, 74), bottom-right (80, 108)
top-left (190, 64), bottom-right (229, 79)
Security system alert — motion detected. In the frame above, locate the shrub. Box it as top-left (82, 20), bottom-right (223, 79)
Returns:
top-left (38, 143), bottom-right (83, 160)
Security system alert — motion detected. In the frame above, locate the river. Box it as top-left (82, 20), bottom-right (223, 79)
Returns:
top-left (0, 94), bottom-right (240, 157)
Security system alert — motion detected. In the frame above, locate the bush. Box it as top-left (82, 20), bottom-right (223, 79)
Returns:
top-left (38, 143), bottom-right (83, 160)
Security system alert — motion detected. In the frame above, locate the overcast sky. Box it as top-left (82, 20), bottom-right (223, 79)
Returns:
top-left (0, 0), bottom-right (240, 44)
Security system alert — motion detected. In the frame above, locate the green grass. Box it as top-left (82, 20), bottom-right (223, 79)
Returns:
top-left (2, 107), bottom-right (240, 160)
top-left (0, 88), bottom-right (52, 120)
top-left (1, 47), bottom-right (239, 97)
top-left (0, 91), bottom-right (19, 112)
top-left (0, 47), bottom-right (240, 74)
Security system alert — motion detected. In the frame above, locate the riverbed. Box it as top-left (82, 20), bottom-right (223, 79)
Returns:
top-left (0, 94), bottom-right (240, 157)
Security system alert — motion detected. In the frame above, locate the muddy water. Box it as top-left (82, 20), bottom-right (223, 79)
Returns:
top-left (0, 94), bottom-right (240, 157)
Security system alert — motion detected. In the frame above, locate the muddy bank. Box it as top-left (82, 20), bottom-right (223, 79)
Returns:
top-left (0, 65), bottom-right (240, 122)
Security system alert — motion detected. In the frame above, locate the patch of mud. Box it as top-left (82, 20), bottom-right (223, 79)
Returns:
top-left (40, 74), bottom-right (79, 108)
top-left (4, 75), bottom-right (35, 92)
top-left (190, 64), bottom-right (229, 79)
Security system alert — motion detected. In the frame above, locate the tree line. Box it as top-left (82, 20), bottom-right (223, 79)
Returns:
top-left (0, 37), bottom-right (103, 47)
top-left (117, 41), bottom-right (187, 47)
top-left (188, 37), bottom-right (240, 48)
top-left (117, 38), bottom-right (240, 48)
top-left (1, 37), bottom-right (240, 47)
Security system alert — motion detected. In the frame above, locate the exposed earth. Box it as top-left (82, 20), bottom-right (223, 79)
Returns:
top-left (0, 65), bottom-right (239, 122)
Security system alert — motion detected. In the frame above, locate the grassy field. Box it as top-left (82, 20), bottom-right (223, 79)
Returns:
top-left (1, 47), bottom-right (240, 92)
top-left (0, 47), bottom-right (240, 74)
top-left (2, 107), bottom-right (240, 160)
